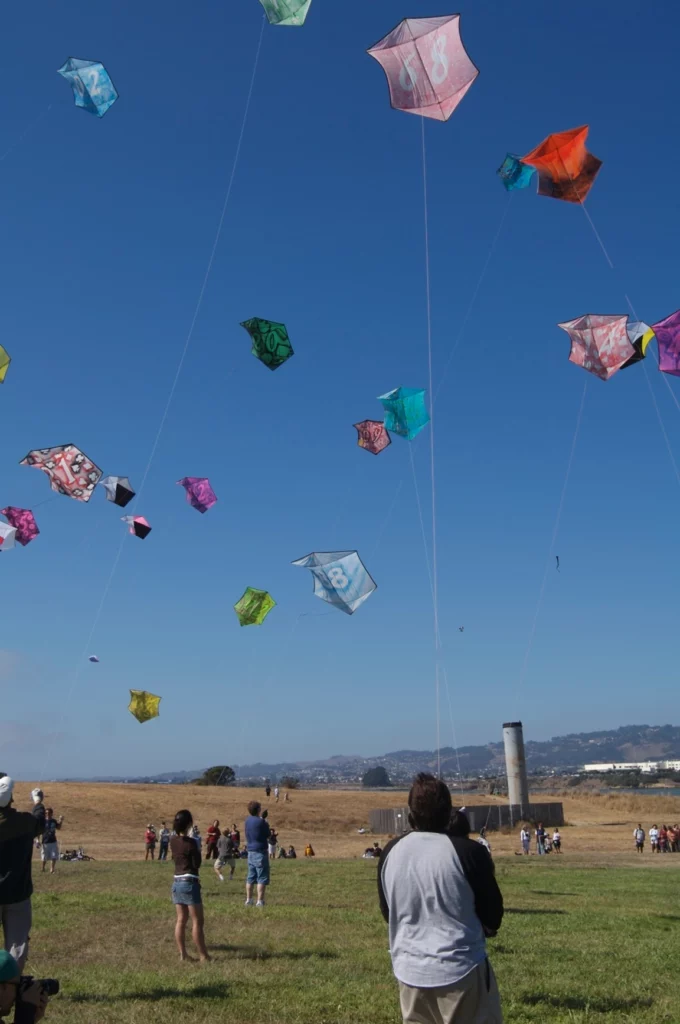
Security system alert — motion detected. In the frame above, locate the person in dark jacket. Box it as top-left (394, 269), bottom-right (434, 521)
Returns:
top-left (0, 949), bottom-right (48, 1022)
top-left (0, 777), bottom-right (44, 972)
top-left (378, 773), bottom-right (504, 1024)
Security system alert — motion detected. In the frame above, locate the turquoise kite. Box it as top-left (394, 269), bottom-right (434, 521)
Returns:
top-left (259, 0), bottom-right (312, 26)
top-left (58, 58), bottom-right (118, 118)
top-left (378, 387), bottom-right (430, 440)
top-left (497, 154), bottom-right (535, 191)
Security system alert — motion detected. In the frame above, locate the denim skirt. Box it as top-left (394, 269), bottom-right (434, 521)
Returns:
top-left (172, 876), bottom-right (202, 905)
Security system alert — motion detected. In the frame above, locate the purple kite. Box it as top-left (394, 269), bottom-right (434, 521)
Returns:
top-left (177, 477), bottom-right (218, 514)
top-left (354, 420), bottom-right (391, 455)
top-left (367, 16), bottom-right (479, 122)
top-left (0, 507), bottom-right (39, 547)
top-left (651, 310), bottom-right (680, 377)
top-left (557, 314), bottom-right (635, 381)
top-left (122, 515), bottom-right (152, 539)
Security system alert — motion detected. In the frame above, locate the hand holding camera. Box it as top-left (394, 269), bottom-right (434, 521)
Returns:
top-left (15, 977), bottom-right (58, 1023)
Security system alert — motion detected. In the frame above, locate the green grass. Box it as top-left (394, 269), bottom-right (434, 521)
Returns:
top-left (27, 857), bottom-right (680, 1023)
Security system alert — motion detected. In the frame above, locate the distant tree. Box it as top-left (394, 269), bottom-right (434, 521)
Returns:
top-left (192, 765), bottom-right (236, 787)
top-left (362, 766), bottom-right (392, 788)
top-left (280, 776), bottom-right (301, 790)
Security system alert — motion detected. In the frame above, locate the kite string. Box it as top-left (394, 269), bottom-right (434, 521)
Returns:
top-left (515, 378), bottom-right (587, 702)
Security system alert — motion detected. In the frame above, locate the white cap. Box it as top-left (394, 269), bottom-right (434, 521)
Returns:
top-left (31, 788), bottom-right (43, 805)
top-left (0, 776), bottom-right (14, 808)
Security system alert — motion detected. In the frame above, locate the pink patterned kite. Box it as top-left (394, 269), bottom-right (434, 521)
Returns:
top-left (558, 314), bottom-right (634, 381)
top-left (0, 507), bottom-right (39, 546)
top-left (177, 477), bottom-right (218, 514)
top-left (354, 420), bottom-right (391, 455)
top-left (651, 310), bottom-right (680, 377)
top-left (367, 16), bottom-right (478, 122)
top-left (20, 444), bottom-right (102, 502)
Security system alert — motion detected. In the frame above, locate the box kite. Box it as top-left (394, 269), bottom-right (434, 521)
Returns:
top-left (497, 154), bottom-right (535, 192)
top-left (622, 321), bottom-right (655, 370)
top-left (0, 507), bottom-right (39, 547)
top-left (367, 16), bottom-right (478, 122)
top-left (122, 515), bottom-right (152, 539)
top-left (128, 689), bottom-right (161, 724)
top-left (20, 445), bottom-right (102, 502)
top-left (558, 314), bottom-right (635, 381)
top-left (292, 551), bottom-right (377, 615)
top-left (259, 0), bottom-right (312, 25)
top-left (177, 477), bottom-right (218, 514)
top-left (354, 420), bottom-right (391, 455)
top-left (234, 587), bottom-right (276, 626)
top-left (0, 522), bottom-right (17, 552)
top-left (651, 310), bottom-right (680, 377)
top-left (523, 126), bottom-right (602, 204)
top-left (240, 318), bottom-right (294, 371)
top-left (0, 345), bottom-right (10, 383)
top-left (378, 387), bottom-right (430, 440)
top-left (88, 655), bottom-right (100, 663)
top-left (58, 58), bottom-right (118, 118)
top-left (101, 475), bottom-right (135, 508)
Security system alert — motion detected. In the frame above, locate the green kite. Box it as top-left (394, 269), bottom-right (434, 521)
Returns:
top-left (259, 0), bottom-right (312, 26)
top-left (234, 587), bottom-right (276, 626)
top-left (240, 317), bottom-right (294, 371)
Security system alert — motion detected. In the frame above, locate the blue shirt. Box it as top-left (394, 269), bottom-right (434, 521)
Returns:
top-left (245, 815), bottom-right (271, 853)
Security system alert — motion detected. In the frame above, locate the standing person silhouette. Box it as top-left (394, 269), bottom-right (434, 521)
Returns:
top-left (169, 810), bottom-right (210, 962)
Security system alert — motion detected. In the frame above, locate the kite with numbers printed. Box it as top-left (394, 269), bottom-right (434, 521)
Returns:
top-left (367, 16), bottom-right (478, 122)
top-left (58, 58), bottom-right (118, 118)
top-left (292, 551), bottom-right (377, 615)
top-left (20, 445), bottom-right (102, 502)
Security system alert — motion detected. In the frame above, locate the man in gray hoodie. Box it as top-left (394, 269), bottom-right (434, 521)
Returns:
top-left (378, 773), bottom-right (504, 1024)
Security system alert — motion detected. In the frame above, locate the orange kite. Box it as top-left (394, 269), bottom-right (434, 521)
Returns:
top-left (522, 126), bottom-right (602, 204)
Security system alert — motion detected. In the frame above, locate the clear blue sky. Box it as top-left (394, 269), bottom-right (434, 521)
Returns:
top-left (1, 0), bottom-right (679, 779)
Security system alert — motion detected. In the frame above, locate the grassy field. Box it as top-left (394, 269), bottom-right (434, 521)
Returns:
top-left (28, 854), bottom-right (680, 1023)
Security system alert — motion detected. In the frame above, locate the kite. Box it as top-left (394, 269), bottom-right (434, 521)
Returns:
top-left (128, 689), bottom-right (161, 724)
top-left (234, 587), bottom-right (276, 626)
top-left (497, 154), bottom-right (535, 192)
top-left (122, 515), bottom-right (152, 539)
top-left (651, 310), bottom-right (680, 377)
top-left (367, 16), bottom-right (478, 122)
top-left (240, 318), bottom-right (294, 371)
top-left (0, 346), bottom-right (10, 383)
top-left (558, 314), bottom-right (634, 381)
top-left (522, 126), bottom-right (602, 204)
top-left (292, 550), bottom-right (377, 615)
top-left (88, 655), bottom-right (100, 663)
top-left (556, 556), bottom-right (560, 572)
top-left (622, 321), bottom-right (655, 370)
top-left (354, 420), bottom-right (391, 455)
top-left (177, 477), bottom-right (218, 514)
top-left (20, 445), bottom-right (102, 502)
top-left (378, 387), bottom-right (430, 440)
top-left (0, 507), bottom-right (39, 547)
top-left (459, 626), bottom-right (464, 632)
top-left (0, 523), bottom-right (16, 552)
top-left (101, 475), bottom-right (135, 508)
top-left (259, 0), bottom-right (312, 25)
top-left (58, 58), bottom-right (118, 118)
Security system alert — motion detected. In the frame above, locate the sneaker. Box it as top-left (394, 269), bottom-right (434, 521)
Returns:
top-left (245, 898), bottom-right (254, 906)
top-left (217, 873), bottom-right (224, 882)
top-left (256, 901), bottom-right (265, 908)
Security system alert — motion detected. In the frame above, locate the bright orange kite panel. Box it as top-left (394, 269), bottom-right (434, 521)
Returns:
top-left (522, 125), bottom-right (602, 203)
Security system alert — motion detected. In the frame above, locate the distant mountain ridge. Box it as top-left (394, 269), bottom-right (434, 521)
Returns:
top-left (62, 725), bottom-right (680, 784)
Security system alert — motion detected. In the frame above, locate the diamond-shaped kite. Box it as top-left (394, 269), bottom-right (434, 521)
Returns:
top-left (0, 507), bottom-right (39, 547)
top-left (241, 317), bottom-right (294, 371)
top-left (128, 689), bottom-right (161, 724)
top-left (234, 587), bottom-right (276, 626)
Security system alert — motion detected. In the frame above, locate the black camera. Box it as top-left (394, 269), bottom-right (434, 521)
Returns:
top-left (19, 975), bottom-right (60, 996)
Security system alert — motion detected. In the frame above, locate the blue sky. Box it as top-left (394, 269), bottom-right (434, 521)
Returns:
top-left (1, 0), bottom-right (679, 779)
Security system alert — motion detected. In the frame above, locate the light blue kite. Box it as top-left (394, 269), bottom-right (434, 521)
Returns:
top-left (378, 387), bottom-right (430, 441)
top-left (259, 0), bottom-right (312, 25)
top-left (58, 58), bottom-right (118, 118)
top-left (292, 551), bottom-right (377, 615)
top-left (497, 154), bottom-right (535, 192)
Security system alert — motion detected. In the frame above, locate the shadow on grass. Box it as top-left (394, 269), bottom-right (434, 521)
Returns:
top-left (530, 890), bottom-right (578, 897)
top-left (523, 994), bottom-right (653, 1012)
top-left (505, 908), bottom-right (567, 915)
top-left (209, 944), bottom-right (338, 960)
top-left (656, 913), bottom-right (680, 921)
top-left (70, 983), bottom-right (230, 1003)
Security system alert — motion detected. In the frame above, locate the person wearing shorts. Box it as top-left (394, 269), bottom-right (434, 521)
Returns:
top-left (40, 808), bottom-right (63, 875)
top-left (244, 801), bottom-right (271, 907)
top-left (169, 809), bottom-right (209, 962)
top-left (214, 832), bottom-right (237, 882)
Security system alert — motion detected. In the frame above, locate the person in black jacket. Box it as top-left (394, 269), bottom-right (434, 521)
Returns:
top-left (0, 777), bottom-right (44, 972)
top-left (378, 773), bottom-right (504, 1024)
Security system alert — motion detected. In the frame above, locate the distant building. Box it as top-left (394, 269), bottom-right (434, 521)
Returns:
top-left (583, 760), bottom-right (680, 773)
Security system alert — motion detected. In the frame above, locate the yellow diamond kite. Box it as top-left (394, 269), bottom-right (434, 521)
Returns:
top-left (128, 689), bottom-right (161, 724)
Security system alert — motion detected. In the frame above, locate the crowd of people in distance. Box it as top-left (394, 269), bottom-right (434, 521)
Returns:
top-left (519, 824), bottom-right (562, 855)
top-left (635, 823), bottom-right (680, 853)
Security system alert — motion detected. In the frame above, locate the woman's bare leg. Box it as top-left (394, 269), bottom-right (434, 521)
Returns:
top-left (188, 904), bottom-right (210, 961)
top-left (175, 905), bottom-right (190, 960)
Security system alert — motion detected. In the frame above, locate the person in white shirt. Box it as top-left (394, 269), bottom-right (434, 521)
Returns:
top-left (552, 830), bottom-right (561, 853)
top-left (633, 825), bottom-right (645, 853)
top-left (649, 825), bottom-right (659, 853)
top-left (520, 828), bottom-right (530, 855)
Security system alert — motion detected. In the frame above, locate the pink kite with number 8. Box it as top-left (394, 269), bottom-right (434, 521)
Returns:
top-left (367, 15), bottom-right (479, 122)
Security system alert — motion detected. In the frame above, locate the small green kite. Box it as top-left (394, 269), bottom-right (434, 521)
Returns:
top-left (234, 587), bottom-right (276, 626)
top-left (240, 317), bottom-right (294, 371)
top-left (259, 0), bottom-right (312, 26)
top-left (0, 346), bottom-right (11, 383)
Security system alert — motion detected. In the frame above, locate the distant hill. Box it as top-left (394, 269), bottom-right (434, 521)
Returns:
top-left (61, 725), bottom-right (680, 784)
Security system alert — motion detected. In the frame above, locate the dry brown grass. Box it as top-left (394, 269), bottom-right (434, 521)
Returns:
top-left (12, 781), bottom-right (680, 863)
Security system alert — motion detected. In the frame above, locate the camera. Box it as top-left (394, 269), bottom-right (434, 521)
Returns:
top-left (19, 976), bottom-right (60, 996)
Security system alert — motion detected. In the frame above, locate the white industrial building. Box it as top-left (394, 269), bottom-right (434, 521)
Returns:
top-left (583, 761), bottom-right (680, 773)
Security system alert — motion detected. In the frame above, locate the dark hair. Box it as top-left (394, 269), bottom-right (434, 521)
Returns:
top-left (408, 773), bottom-right (452, 833)
top-left (174, 809), bottom-right (193, 835)
top-left (449, 809), bottom-right (471, 837)
top-left (46, 807), bottom-right (54, 815)
top-left (247, 801), bottom-right (261, 816)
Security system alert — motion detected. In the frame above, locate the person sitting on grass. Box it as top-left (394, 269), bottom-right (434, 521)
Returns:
top-left (287, 846), bottom-right (297, 859)
top-left (244, 802), bottom-right (271, 908)
top-left (169, 810), bottom-right (210, 963)
top-left (0, 950), bottom-right (48, 1023)
top-left (304, 843), bottom-right (315, 858)
top-left (40, 809), bottom-right (63, 875)
top-left (214, 830), bottom-right (237, 882)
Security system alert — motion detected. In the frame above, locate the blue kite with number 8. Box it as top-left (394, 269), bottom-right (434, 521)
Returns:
top-left (292, 551), bottom-right (377, 615)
